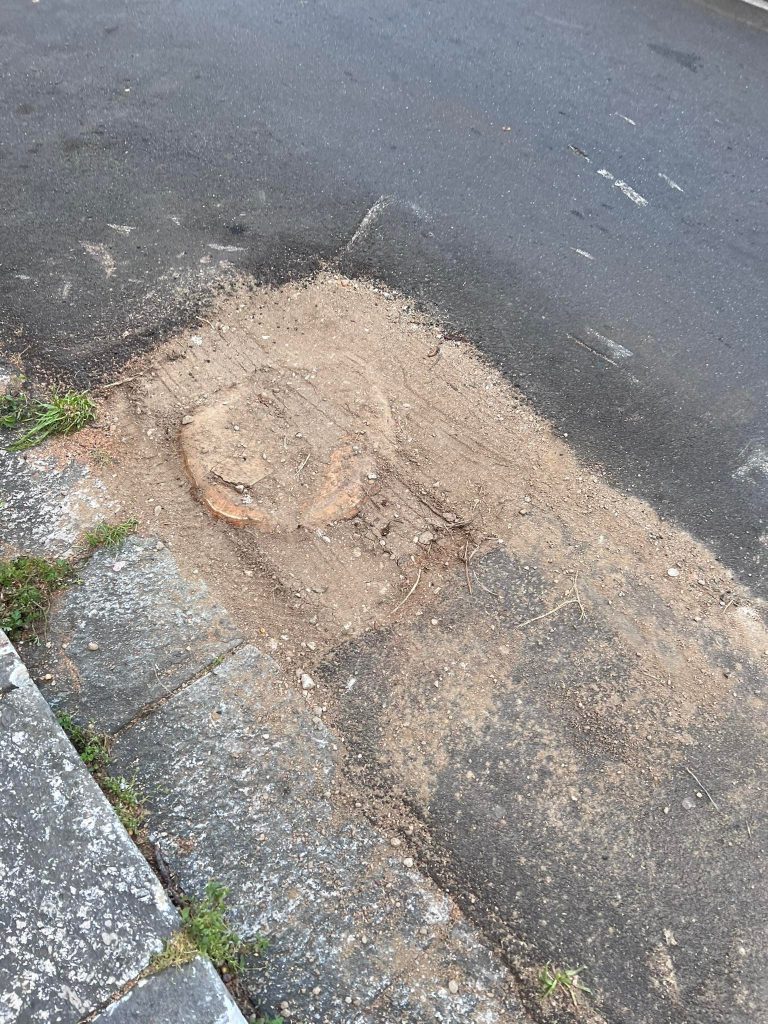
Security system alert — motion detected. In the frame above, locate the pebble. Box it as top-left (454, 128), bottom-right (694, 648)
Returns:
top-left (418, 531), bottom-right (434, 545)
top-left (682, 797), bottom-right (696, 811)
top-left (390, 836), bottom-right (402, 847)
top-left (87, 642), bottom-right (99, 652)
top-left (112, 561), bottom-right (126, 572)
top-left (448, 980), bottom-right (459, 994)
top-left (667, 567), bottom-right (679, 578)
top-left (301, 673), bottom-right (316, 691)
top-left (403, 857), bottom-right (414, 868)
top-left (181, 415), bottom-right (194, 425)
top-left (367, 472), bottom-right (379, 481)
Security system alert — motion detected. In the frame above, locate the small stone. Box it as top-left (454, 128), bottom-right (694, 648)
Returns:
top-left (418, 531), bottom-right (434, 545)
top-left (235, 484), bottom-right (245, 493)
top-left (390, 836), bottom-right (402, 847)
top-left (448, 980), bottom-right (459, 994)
top-left (403, 857), bottom-right (414, 868)
top-left (367, 472), bottom-right (379, 481)
top-left (682, 796), bottom-right (696, 810)
top-left (42, 673), bottom-right (53, 681)
top-left (518, 508), bottom-right (528, 515)
top-left (667, 567), bottom-right (680, 578)
top-left (301, 673), bottom-right (316, 691)
top-left (181, 415), bottom-right (194, 425)
top-left (112, 561), bottom-right (126, 572)
top-left (87, 642), bottom-right (99, 651)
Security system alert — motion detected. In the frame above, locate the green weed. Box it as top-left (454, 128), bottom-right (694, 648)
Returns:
top-left (0, 555), bottom-right (71, 640)
top-left (56, 713), bottom-right (110, 771)
top-left (0, 390), bottom-right (32, 428)
top-left (84, 519), bottom-right (138, 549)
top-left (100, 775), bottom-right (146, 836)
top-left (154, 882), bottom-right (267, 978)
top-left (538, 963), bottom-right (592, 1008)
top-left (56, 713), bottom-right (146, 835)
top-left (1, 388), bottom-right (96, 451)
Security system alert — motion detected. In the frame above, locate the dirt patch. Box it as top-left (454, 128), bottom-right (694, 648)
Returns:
top-left (52, 270), bottom-right (765, 736)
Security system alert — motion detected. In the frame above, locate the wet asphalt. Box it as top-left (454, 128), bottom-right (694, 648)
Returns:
top-left (2, 0), bottom-right (767, 592)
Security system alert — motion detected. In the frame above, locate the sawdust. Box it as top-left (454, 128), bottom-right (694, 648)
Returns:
top-left (51, 271), bottom-right (765, 778)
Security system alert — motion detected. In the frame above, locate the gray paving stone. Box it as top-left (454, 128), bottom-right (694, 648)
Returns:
top-left (111, 645), bottom-right (525, 1024)
top-left (30, 537), bottom-right (242, 732)
top-left (0, 449), bottom-right (116, 560)
top-left (92, 959), bottom-right (246, 1024)
top-left (0, 631), bottom-right (177, 1024)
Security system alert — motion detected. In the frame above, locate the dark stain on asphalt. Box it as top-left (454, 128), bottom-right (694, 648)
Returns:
top-left (648, 42), bottom-right (703, 71)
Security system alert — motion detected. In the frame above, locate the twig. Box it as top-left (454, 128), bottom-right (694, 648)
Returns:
top-left (418, 493), bottom-right (472, 528)
top-left (101, 375), bottom-right (140, 390)
top-left (464, 540), bottom-right (473, 595)
top-left (683, 766), bottom-right (720, 812)
top-left (515, 597), bottom-right (579, 630)
top-left (296, 452), bottom-right (310, 476)
top-left (515, 571), bottom-right (586, 629)
top-left (476, 579), bottom-right (502, 599)
top-left (572, 570), bottom-right (586, 620)
top-left (389, 568), bottom-right (422, 616)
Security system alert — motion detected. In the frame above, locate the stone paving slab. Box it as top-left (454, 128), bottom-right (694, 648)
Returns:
top-left (0, 449), bottom-right (116, 561)
top-left (29, 537), bottom-right (242, 732)
top-left (111, 644), bottom-right (526, 1024)
top-left (92, 959), bottom-right (246, 1024)
top-left (0, 631), bottom-right (177, 1024)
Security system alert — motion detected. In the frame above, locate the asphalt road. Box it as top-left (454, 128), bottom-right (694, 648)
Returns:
top-left (2, 0), bottom-right (767, 592)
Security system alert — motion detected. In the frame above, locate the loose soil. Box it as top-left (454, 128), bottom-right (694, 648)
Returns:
top-left (58, 272), bottom-right (764, 687)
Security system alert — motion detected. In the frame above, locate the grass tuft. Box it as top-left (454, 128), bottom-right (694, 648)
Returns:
top-left (0, 387), bottom-right (96, 451)
top-left (56, 712), bottom-right (110, 770)
top-left (84, 519), bottom-right (138, 549)
top-left (538, 963), bottom-right (592, 1008)
top-left (153, 882), bottom-right (268, 978)
top-left (0, 555), bottom-right (71, 640)
top-left (56, 713), bottom-right (146, 835)
top-left (150, 930), bottom-right (199, 973)
top-left (99, 774), bottom-right (146, 836)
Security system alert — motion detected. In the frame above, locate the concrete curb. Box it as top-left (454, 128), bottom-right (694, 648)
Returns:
top-left (0, 629), bottom-right (247, 1024)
